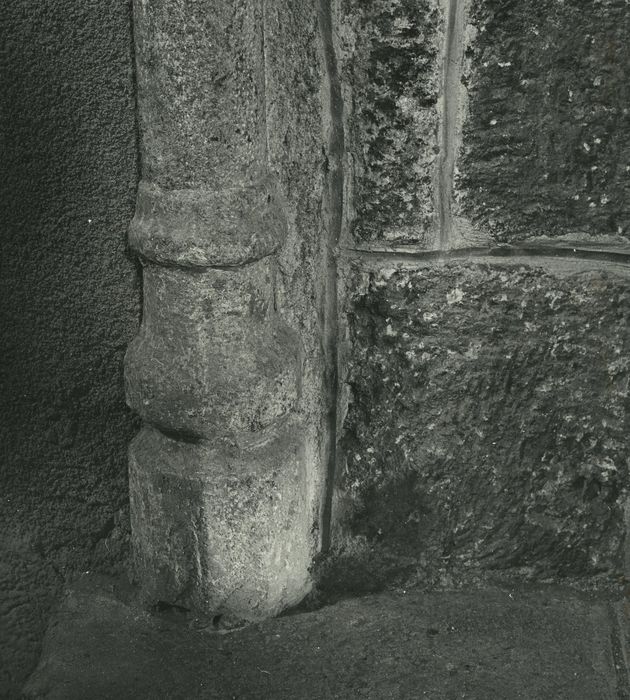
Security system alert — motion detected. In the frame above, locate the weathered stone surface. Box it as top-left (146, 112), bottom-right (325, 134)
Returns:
top-left (127, 0), bottom-right (325, 621)
top-left (125, 259), bottom-right (299, 441)
top-left (131, 0), bottom-right (289, 266)
top-left (129, 179), bottom-right (288, 267)
top-left (24, 576), bottom-right (628, 699)
top-left (331, 260), bottom-right (630, 591)
top-left (456, 0), bottom-right (630, 244)
top-left (129, 423), bottom-right (312, 619)
top-left (134, 0), bottom-right (266, 190)
top-left (338, 0), bottom-right (444, 245)
top-left (264, 0), bottom-right (329, 544)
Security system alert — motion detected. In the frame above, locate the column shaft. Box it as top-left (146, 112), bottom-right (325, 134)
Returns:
top-left (126, 0), bottom-right (313, 619)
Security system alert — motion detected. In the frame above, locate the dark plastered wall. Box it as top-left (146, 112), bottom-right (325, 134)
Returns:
top-left (0, 0), bottom-right (139, 694)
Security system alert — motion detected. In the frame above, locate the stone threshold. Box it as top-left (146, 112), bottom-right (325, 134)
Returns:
top-left (23, 574), bottom-right (630, 699)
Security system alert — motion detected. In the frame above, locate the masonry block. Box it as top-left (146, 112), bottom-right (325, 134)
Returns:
top-left (330, 260), bottom-right (630, 591)
top-left (337, 0), bottom-right (444, 245)
top-left (456, 0), bottom-right (630, 244)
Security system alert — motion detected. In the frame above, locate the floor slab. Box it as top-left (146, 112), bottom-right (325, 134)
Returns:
top-left (23, 575), bottom-right (630, 699)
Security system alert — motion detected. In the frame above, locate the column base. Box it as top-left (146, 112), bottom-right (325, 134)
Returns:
top-left (129, 421), bottom-right (313, 621)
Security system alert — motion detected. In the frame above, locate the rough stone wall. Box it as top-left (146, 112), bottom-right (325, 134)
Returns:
top-left (4, 2), bottom-right (627, 688)
top-left (332, 260), bottom-right (630, 592)
top-left (115, 0), bottom-right (630, 607)
top-left (457, 0), bottom-right (630, 243)
top-left (334, 0), bottom-right (630, 249)
top-left (0, 0), bottom-right (139, 695)
top-left (323, 0), bottom-right (630, 596)
top-left (337, 0), bottom-right (444, 245)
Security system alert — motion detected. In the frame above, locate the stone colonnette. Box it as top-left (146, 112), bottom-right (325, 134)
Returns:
top-left (125, 0), bottom-right (314, 619)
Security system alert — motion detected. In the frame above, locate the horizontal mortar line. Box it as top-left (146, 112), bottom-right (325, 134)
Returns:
top-left (340, 244), bottom-right (630, 266)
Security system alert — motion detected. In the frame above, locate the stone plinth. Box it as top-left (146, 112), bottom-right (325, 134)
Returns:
top-left (129, 423), bottom-right (311, 617)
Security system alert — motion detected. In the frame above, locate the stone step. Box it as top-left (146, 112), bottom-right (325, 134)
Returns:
top-left (23, 575), bottom-right (630, 699)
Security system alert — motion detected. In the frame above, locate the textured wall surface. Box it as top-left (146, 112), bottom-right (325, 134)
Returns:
top-left (325, 0), bottom-right (630, 598)
top-left (337, 0), bottom-right (630, 249)
top-left (330, 261), bottom-right (630, 593)
top-left (457, 0), bottom-right (630, 243)
top-left (337, 0), bottom-right (443, 245)
top-left (0, 0), bottom-right (139, 695)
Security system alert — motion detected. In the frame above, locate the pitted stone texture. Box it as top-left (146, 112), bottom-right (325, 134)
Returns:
top-left (333, 262), bottom-right (630, 592)
top-left (0, 543), bottom-right (60, 698)
top-left (456, 0), bottom-right (630, 244)
top-left (134, 0), bottom-right (266, 190)
top-left (265, 0), bottom-right (325, 286)
top-left (338, 0), bottom-right (444, 245)
top-left (265, 0), bottom-right (323, 209)
top-left (264, 0), bottom-right (328, 540)
top-left (129, 424), bottom-right (312, 619)
top-left (125, 259), bottom-right (299, 440)
top-left (129, 180), bottom-right (288, 267)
